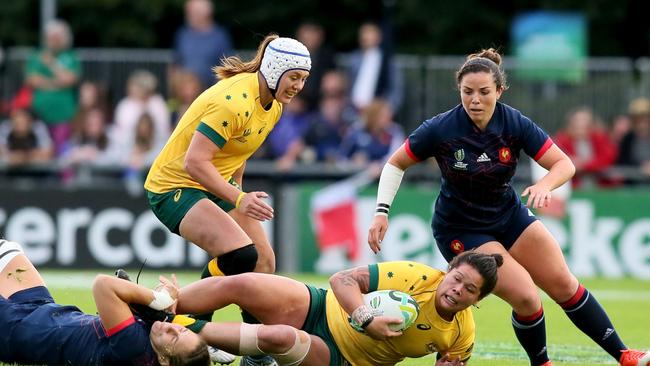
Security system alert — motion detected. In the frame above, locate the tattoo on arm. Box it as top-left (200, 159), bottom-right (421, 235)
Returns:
top-left (335, 267), bottom-right (370, 293)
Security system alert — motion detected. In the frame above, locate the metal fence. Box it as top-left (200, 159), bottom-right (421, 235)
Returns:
top-left (1, 47), bottom-right (648, 133)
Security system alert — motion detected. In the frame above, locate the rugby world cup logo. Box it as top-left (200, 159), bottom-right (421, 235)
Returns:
top-left (388, 290), bottom-right (420, 328)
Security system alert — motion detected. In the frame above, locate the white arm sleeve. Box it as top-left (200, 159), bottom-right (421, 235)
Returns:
top-left (375, 162), bottom-right (405, 216)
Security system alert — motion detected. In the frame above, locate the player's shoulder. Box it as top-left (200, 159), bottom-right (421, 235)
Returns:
top-left (205, 73), bottom-right (257, 108)
top-left (496, 101), bottom-right (530, 124)
top-left (377, 260), bottom-right (441, 275)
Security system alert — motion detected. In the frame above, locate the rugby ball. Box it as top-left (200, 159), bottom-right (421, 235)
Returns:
top-left (351, 290), bottom-right (420, 332)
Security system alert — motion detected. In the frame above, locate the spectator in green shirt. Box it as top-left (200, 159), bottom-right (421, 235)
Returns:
top-left (25, 19), bottom-right (80, 156)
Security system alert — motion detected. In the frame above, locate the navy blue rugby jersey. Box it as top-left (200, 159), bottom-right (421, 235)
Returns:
top-left (406, 102), bottom-right (552, 229)
top-left (11, 303), bottom-right (157, 366)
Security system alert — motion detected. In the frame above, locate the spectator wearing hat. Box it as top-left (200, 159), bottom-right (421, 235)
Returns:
top-left (617, 97), bottom-right (650, 184)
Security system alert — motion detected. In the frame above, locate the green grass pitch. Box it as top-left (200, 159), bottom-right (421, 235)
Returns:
top-left (4, 270), bottom-right (649, 366)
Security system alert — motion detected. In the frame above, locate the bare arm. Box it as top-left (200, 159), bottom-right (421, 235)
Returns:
top-left (368, 144), bottom-right (419, 253)
top-left (185, 132), bottom-right (273, 220)
top-left (386, 144), bottom-right (419, 171)
top-left (232, 161), bottom-right (245, 187)
top-left (523, 144), bottom-right (576, 208)
top-left (185, 132), bottom-right (241, 204)
top-left (92, 274), bottom-right (178, 331)
top-left (328, 265), bottom-right (371, 315)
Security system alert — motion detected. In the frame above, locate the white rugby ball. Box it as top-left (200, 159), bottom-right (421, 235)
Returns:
top-left (356, 290), bottom-right (420, 331)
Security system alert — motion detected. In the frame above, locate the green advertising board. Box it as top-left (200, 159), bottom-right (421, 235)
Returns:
top-left (297, 184), bottom-right (650, 279)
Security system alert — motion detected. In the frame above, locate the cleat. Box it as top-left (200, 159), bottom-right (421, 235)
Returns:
top-left (208, 346), bottom-right (236, 365)
top-left (239, 355), bottom-right (278, 366)
top-left (539, 361), bottom-right (553, 366)
top-left (115, 268), bottom-right (132, 281)
top-left (620, 349), bottom-right (650, 366)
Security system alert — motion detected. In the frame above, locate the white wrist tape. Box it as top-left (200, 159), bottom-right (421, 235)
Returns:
top-left (375, 163), bottom-right (405, 216)
top-left (148, 289), bottom-right (174, 311)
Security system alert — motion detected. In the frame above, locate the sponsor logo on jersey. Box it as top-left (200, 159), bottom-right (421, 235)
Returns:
top-left (477, 152), bottom-right (491, 162)
top-left (453, 149), bottom-right (468, 170)
top-left (450, 239), bottom-right (465, 254)
top-left (417, 323), bottom-right (432, 330)
top-left (173, 189), bottom-right (182, 202)
top-left (499, 147), bottom-right (511, 163)
top-left (234, 129), bottom-right (252, 143)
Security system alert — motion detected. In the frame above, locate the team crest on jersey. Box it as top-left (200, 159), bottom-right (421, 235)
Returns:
top-left (453, 149), bottom-right (468, 170)
top-left (450, 239), bottom-right (465, 254)
top-left (499, 147), bottom-right (511, 163)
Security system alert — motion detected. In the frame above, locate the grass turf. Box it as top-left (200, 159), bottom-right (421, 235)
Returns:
top-left (3, 270), bottom-right (649, 366)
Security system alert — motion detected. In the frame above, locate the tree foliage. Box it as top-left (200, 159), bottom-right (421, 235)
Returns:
top-left (0, 0), bottom-right (647, 57)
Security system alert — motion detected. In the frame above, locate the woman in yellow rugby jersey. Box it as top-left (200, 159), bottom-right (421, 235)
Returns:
top-left (145, 35), bottom-right (310, 365)
top-left (145, 34), bottom-right (310, 275)
top-left (176, 251), bottom-right (504, 366)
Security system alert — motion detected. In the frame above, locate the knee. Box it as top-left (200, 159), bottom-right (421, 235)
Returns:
top-left (257, 325), bottom-right (296, 353)
top-left (217, 244), bottom-right (258, 275)
top-left (255, 253), bottom-right (275, 273)
top-left (503, 290), bottom-right (542, 315)
top-left (220, 272), bottom-right (258, 296)
top-left (545, 274), bottom-right (579, 303)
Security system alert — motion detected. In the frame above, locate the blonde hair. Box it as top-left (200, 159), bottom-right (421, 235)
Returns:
top-left (213, 34), bottom-right (279, 80)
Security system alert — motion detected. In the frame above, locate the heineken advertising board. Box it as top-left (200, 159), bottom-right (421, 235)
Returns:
top-left (298, 184), bottom-right (650, 279)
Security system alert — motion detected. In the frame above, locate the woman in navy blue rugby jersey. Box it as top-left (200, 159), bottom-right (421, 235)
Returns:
top-left (367, 48), bottom-right (648, 366)
top-left (0, 239), bottom-right (209, 366)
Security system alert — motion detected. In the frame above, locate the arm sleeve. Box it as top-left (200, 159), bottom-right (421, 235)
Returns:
top-left (405, 117), bottom-right (440, 162)
top-left (519, 115), bottom-right (552, 161)
top-left (196, 102), bottom-right (239, 148)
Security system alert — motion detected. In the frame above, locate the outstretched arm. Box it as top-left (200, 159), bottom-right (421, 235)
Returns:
top-left (93, 274), bottom-right (178, 332)
top-left (368, 144), bottom-right (418, 253)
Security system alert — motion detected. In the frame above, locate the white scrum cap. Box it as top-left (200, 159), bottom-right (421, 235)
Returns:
top-left (260, 37), bottom-right (311, 90)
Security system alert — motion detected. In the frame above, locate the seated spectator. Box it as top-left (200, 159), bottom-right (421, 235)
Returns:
top-left (554, 107), bottom-right (618, 188)
top-left (25, 19), bottom-right (80, 156)
top-left (617, 97), bottom-right (650, 183)
top-left (609, 113), bottom-right (632, 146)
top-left (123, 113), bottom-right (165, 195)
top-left (127, 113), bottom-right (164, 174)
top-left (303, 71), bottom-right (357, 163)
top-left (0, 108), bottom-right (53, 167)
top-left (113, 70), bottom-right (170, 155)
top-left (339, 98), bottom-right (404, 167)
top-left (262, 94), bottom-right (311, 171)
top-left (61, 108), bottom-right (119, 169)
top-left (168, 69), bottom-right (202, 126)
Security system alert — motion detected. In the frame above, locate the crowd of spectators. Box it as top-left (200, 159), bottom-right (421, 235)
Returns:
top-left (0, 3), bottom-right (649, 188)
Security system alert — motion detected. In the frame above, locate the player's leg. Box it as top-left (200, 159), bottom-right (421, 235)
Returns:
top-left (475, 241), bottom-right (550, 366)
top-left (178, 272), bottom-right (311, 329)
top-left (180, 199), bottom-right (252, 257)
top-left (200, 322), bottom-right (330, 366)
top-left (510, 221), bottom-right (635, 364)
top-left (0, 240), bottom-right (45, 298)
top-left (229, 209), bottom-right (275, 274)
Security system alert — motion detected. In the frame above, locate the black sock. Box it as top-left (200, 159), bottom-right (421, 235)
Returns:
top-left (512, 307), bottom-right (549, 366)
top-left (560, 285), bottom-right (626, 361)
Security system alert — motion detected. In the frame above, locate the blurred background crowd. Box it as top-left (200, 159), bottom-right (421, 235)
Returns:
top-left (1, 0), bottom-right (650, 190)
